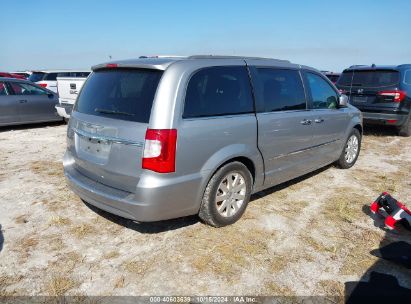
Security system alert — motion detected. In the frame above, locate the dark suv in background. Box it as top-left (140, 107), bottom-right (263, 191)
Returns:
top-left (336, 64), bottom-right (411, 136)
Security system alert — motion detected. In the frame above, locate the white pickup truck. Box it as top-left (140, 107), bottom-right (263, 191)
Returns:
top-left (55, 71), bottom-right (90, 120)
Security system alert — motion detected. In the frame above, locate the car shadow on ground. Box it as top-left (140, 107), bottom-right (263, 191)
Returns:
top-left (250, 164), bottom-right (332, 202)
top-left (0, 224), bottom-right (4, 252)
top-left (363, 125), bottom-right (399, 136)
top-left (83, 201), bottom-right (199, 234)
top-left (345, 205), bottom-right (411, 303)
top-left (0, 121), bottom-right (64, 133)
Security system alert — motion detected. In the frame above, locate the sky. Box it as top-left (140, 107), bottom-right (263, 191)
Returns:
top-left (1, 0), bottom-right (410, 72)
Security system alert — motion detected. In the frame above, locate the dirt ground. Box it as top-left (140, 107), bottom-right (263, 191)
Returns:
top-left (0, 122), bottom-right (410, 297)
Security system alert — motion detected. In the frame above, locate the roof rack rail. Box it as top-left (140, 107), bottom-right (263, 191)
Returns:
top-left (188, 55), bottom-right (290, 62)
top-left (139, 55), bottom-right (186, 59)
top-left (349, 65), bottom-right (368, 68)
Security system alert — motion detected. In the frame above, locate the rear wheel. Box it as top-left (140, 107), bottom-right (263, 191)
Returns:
top-left (398, 115), bottom-right (411, 137)
top-left (336, 129), bottom-right (361, 169)
top-left (199, 162), bottom-right (252, 227)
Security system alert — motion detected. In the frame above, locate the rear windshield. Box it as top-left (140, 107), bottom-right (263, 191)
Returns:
top-left (337, 70), bottom-right (400, 88)
top-left (74, 69), bottom-right (163, 123)
top-left (28, 72), bottom-right (46, 82)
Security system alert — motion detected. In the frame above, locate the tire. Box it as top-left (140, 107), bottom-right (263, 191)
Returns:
top-left (199, 162), bottom-right (253, 227)
top-left (398, 115), bottom-right (411, 137)
top-left (336, 129), bottom-right (361, 169)
top-left (63, 117), bottom-right (69, 124)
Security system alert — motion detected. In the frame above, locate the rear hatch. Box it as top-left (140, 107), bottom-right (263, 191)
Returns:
top-left (57, 77), bottom-right (88, 104)
top-left (336, 69), bottom-right (402, 112)
top-left (68, 68), bottom-right (163, 192)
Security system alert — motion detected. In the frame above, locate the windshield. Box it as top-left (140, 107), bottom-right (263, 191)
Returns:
top-left (28, 72), bottom-right (46, 82)
top-left (337, 70), bottom-right (400, 88)
top-left (74, 69), bottom-right (163, 123)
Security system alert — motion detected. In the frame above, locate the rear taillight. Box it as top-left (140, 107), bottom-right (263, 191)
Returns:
top-left (38, 83), bottom-right (47, 88)
top-left (378, 90), bottom-right (406, 102)
top-left (142, 129), bottom-right (177, 173)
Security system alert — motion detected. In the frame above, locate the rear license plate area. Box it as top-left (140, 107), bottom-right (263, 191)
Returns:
top-left (352, 96), bottom-right (368, 103)
top-left (78, 136), bottom-right (111, 158)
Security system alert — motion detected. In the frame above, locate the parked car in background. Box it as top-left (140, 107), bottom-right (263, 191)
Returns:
top-left (9, 71), bottom-right (32, 79)
top-left (336, 64), bottom-right (411, 136)
top-left (64, 56), bottom-right (362, 227)
top-left (0, 72), bottom-right (26, 80)
top-left (55, 71), bottom-right (91, 120)
top-left (0, 78), bottom-right (61, 127)
top-left (28, 70), bottom-right (88, 93)
top-left (322, 71), bottom-right (341, 84)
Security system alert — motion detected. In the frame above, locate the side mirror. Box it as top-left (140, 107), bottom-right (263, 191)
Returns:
top-left (47, 93), bottom-right (54, 98)
top-left (339, 94), bottom-right (349, 107)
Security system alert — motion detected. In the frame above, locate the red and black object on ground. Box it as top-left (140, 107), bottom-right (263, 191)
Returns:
top-left (370, 192), bottom-right (411, 230)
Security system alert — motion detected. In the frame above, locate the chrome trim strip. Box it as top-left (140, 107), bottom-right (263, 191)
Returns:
top-left (73, 128), bottom-right (144, 147)
top-left (269, 139), bottom-right (339, 161)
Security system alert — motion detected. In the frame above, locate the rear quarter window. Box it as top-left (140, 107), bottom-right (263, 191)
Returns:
top-left (404, 70), bottom-right (411, 85)
top-left (183, 66), bottom-right (254, 118)
top-left (74, 69), bottom-right (163, 123)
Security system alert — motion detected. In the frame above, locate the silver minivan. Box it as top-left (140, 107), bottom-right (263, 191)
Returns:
top-left (64, 56), bottom-right (362, 227)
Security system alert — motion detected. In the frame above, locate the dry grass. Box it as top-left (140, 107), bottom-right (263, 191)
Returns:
top-left (122, 259), bottom-right (156, 276)
top-left (114, 276), bottom-right (125, 289)
top-left (103, 250), bottom-right (120, 260)
top-left (0, 275), bottom-right (23, 296)
top-left (30, 160), bottom-right (63, 180)
top-left (47, 234), bottom-right (66, 251)
top-left (339, 230), bottom-right (383, 275)
top-left (48, 251), bottom-right (84, 275)
top-left (315, 280), bottom-right (345, 298)
top-left (48, 216), bottom-right (71, 226)
top-left (70, 223), bottom-right (97, 239)
top-left (46, 275), bottom-right (79, 296)
top-left (189, 226), bottom-right (271, 277)
top-left (323, 188), bottom-right (368, 224)
top-left (262, 281), bottom-right (295, 296)
top-left (12, 236), bottom-right (39, 262)
top-left (14, 214), bottom-right (28, 224)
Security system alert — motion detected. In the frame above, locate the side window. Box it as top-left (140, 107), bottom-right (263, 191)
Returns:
top-left (404, 70), bottom-right (411, 85)
top-left (306, 72), bottom-right (339, 109)
top-left (256, 68), bottom-right (306, 112)
top-left (10, 83), bottom-right (48, 95)
top-left (183, 66), bottom-right (254, 118)
top-left (0, 81), bottom-right (8, 95)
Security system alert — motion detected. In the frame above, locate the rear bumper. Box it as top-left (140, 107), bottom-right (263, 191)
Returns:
top-left (63, 151), bottom-right (205, 222)
top-left (362, 112), bottom-right (408, 127)
top-left (55, 103), bottom-right (73, 119)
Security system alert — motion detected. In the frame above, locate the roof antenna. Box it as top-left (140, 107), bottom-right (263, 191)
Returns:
top-left (371, 63), bottom-right (376, 68)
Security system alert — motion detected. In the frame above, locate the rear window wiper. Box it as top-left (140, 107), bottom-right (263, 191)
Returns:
top-left (95, 108), bottom-right (134, 116)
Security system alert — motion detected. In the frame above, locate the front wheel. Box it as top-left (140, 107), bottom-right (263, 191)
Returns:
top-left (199, 162), bottom-right (253, 227)
top-left (336, 129), bottom-right (361, 169)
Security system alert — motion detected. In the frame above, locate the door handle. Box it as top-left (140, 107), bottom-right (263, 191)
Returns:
top-left (19, 100), bottom-right (27, 103)
top-left (300, 119), bottom-right (312, 125)
top-left (314, 118), bottom-right (324, 123)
